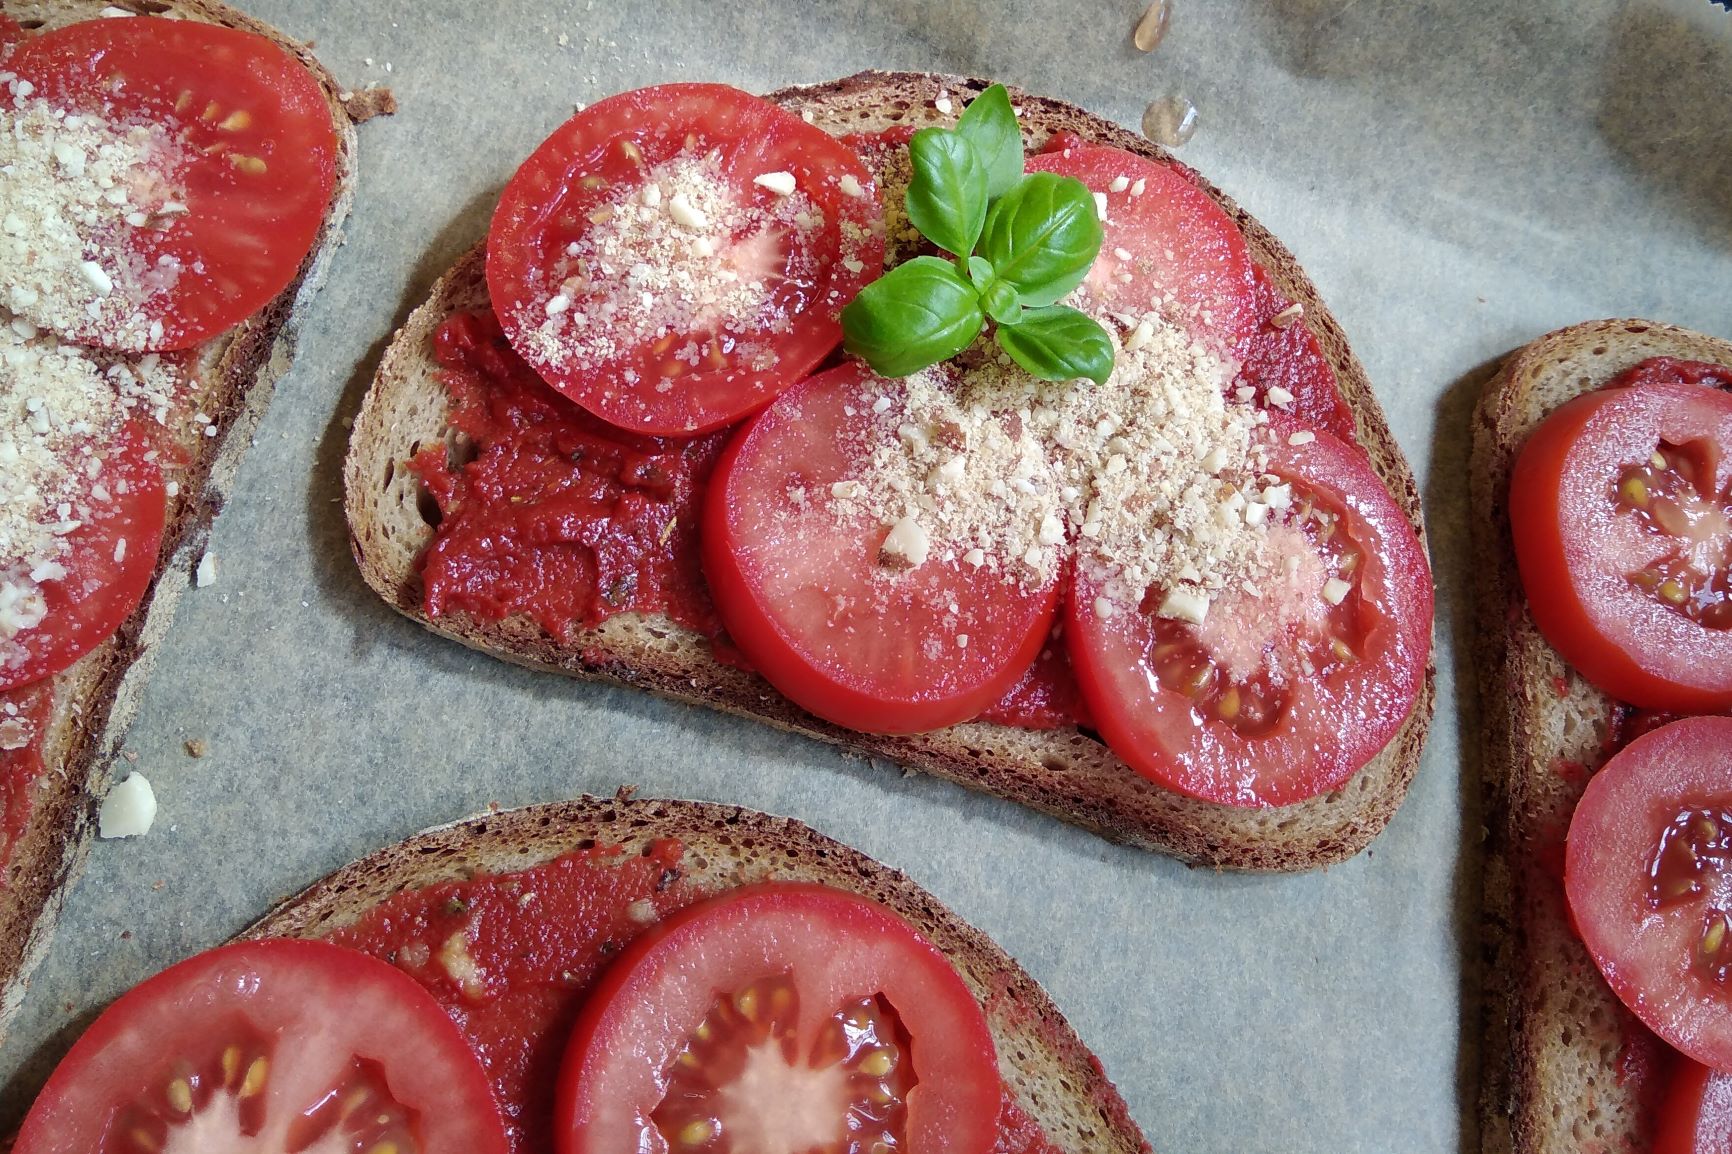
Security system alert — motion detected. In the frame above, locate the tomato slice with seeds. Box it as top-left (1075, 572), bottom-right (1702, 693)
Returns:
top-left (1567, 716), bottom-right (1732, 1074)
top-left (1029, 143), bottom-right (1351, 440)
top-left (13, 939), bottom-right (509, 1154)
top-left (555, 883), bottom-right (1000, 1154)
top-left (7, 17), bottom-right (339, 351)
top-left (488, 83), bottom-right (883, 437)
top-left (1659, 1059), bottom-right (1732, 1154)
top-left (1, 422), bottom-right (166, 694)
top-left (1065, 416), bottom-right (1432, 806)
top-left (702, 362), bottom-right (1060, 734)
top-left (1511, 372), bottom-right (1732, 712)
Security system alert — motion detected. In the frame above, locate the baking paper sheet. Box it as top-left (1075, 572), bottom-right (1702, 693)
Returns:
top-left (3, 1), bottom-right (1730, 1151)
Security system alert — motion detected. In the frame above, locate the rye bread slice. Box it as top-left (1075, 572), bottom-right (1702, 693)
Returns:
top-left (242, 793), bottom-right (1150, 1154)
top-left (1472, 319), bottom-right (1732, 1154)
top-left (0, 0), bottom-right (367, 1041)
top-left (342, 70), bottom-right (1436, 871)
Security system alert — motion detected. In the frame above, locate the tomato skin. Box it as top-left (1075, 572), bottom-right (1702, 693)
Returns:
top-left (555, 882), bottom-right (1001, 1154)
top-left (7, 17), bottom-right (338, 351)
top-left (1, 422), bottom-right (166, 694)
top-left (1658, 1060), bottom-right (1732, 1154)
top-left (488, 84), bottom-right (882, 436)
top-left (1066, 416), bottom-right (1432, 807)
top-left (13, 939), bottom-right (510, 1154)
top-left (1510, 379), bottom-right (1732, 712)
top-left (1566, 716), bottom-right (1732, 1073)
top-left (702, 364), bottom-right (1060, 734)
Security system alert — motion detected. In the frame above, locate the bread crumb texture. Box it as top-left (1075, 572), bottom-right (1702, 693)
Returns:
top-left (1, 74), bottom-right (192, 350)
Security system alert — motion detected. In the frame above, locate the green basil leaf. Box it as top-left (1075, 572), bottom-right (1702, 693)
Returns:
top-left (995, 305), bottom-right (1114, 385)
top-left (905, 128), bottom-right (988, 257)
top-left (978, 172), bottom-right (1103, 307)
top-left (966, 254), bottom-right (996, 291)
top-left (842, 256), bottom-right (986, 378)
top-left (954, 83), bottom-right (1024, 199)
top-left (980, 279), bottom-right (1023, 326)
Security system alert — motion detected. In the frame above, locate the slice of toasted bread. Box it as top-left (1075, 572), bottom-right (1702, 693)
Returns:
top-left (242, 793), bottom-right (1150, 1154)
top-left (0, 0), bottom-right (366, 1040)
top-left (343, 71), bottom-right (1435, 871)
top-left (1473, 319), bottom-right (1732, 1154)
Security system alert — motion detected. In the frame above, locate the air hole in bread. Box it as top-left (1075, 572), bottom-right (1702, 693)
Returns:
top-left (1040, 755), bottom-right (1069, 773)
top-left (109, 0), bottom-right (175, 12)
top-left (445, 428), bottom-right (477, 470)
top-left (17, 17), bottom-right (45, 28)
top-left (415, 484), bottom-right (442, 529)
top-left (382, 460), bottom-right (395, 488)
top-left (1592, 346), bottom-right (1608, 356)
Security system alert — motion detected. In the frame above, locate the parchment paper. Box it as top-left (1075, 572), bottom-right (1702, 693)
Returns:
top-left (3, 2), bottom-right (1730, 1151)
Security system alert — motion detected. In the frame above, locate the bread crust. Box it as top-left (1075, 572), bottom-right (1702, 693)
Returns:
top-left (0, 0), bottom-right (363, 1040)
top-left (243, 793), bottom-right (1151, 1154)
top-left (342, 70), bottom-right (1436, 871)
top-left (1472, 319), bottom-right (1732, 1154)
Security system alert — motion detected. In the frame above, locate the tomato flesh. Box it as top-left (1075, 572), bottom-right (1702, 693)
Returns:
top-left (488, 84), bottom-right (883, 436)
top-left (1567, 716), bottom-right (1732, 1072)
top-left (13, 939), bottom-right (509, 1154)
top-left (1066, 416), bottom-right (1432, 806)
top-left (1028, 144), bottom-right (1351, 440)
top-left (556, 883), bottom-right (1000, 1154)
top-left (1510, 374), bottom-right (1732, 712)
top-left (702, 362), bottom-right (1060, 734)
top-left (1659, 1059), bottom-right (1732, 1154)
top-left (1, 421), bottom-right (166, 693)
top-left (6, 17), bottom-right (338, 351)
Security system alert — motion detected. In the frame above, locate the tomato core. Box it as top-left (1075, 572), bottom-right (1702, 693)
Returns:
top-left (1648, 806), bottom-right (1732, 988)
top-left (650, 975), bottom-right (915, 1154)
top-left (1617, 440), bottom-right (1732, 631)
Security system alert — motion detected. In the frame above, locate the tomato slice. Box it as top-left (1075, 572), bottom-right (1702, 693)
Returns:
top-left (1, 421), bottom-right (166, 693)
top-left (13, 939), bottom-right (509, 1154)
top-left (702, 362), bottom-right (1061, 733)
top-left (1567, 716), bottom-right (1732, 1073)
top-left (555, 883), bottom-right (1000, 1154)
top-left (488, 83), bottom-right (883, 436)
top-left (1659, 1059), bottom-right (1732, 1154)
top-left (1510, 375), bottom-right (1732, 712)
top-left (6, 17), bottom-right (338, 351)
top-left (1066, 416), bottom-right (1432, 806)
top-left (1029, 143), bottom-right (1351, 440)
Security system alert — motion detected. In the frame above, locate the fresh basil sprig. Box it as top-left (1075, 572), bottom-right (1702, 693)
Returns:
top-left (841, 85), bottom-right (1114, 386)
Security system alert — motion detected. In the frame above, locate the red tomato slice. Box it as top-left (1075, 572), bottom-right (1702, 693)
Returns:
top-left (1659, 1059), bottom-right (1732, 1154)
top-left (7, 17), bottom-right (338, 351)
top-left (702, 362), bottom-right (1060, 734)
top-left (555, 883), bottom-right (1000, 1154)
top-left (13, 939), bottom-right (509, 1154)
top-left (1, 421), bottom-right (166, 693)
top-left (1567, 716), bottom-right (1732, 1073)
top-left (488, 84), bottom-right (883, 436)
top-left (1029, 143), bottom-right (1352, 440)
top-left (1066, 416), bottom-right (1432, 806)
top-left (1510, 376), bottom-right (1732, 712)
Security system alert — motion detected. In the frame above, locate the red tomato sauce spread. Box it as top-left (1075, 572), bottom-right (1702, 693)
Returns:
top-left (413, 311), bottom-right (727, 639)
top-left (0, 684), bottom-right (52, 884)
top-left (1607, 356), bottom-right (1732, 393)
top-left (326, 841), bottom-right (1063, 1154)
top-left (414, 308), bottom-right (1090, 730)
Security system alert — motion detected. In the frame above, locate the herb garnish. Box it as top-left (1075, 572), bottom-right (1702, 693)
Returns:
top-left (841, 85), bottom-right (1114, 385)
